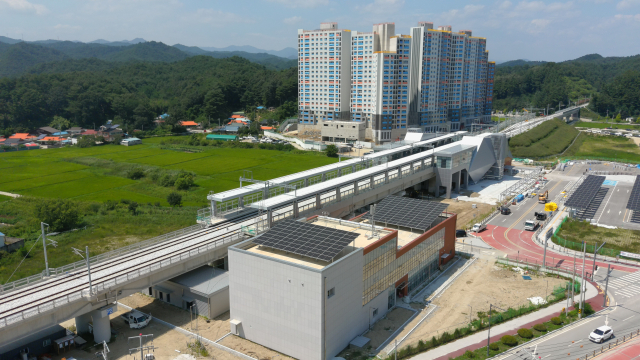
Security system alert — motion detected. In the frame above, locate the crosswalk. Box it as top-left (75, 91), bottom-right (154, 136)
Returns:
top-left (607, 271), bottom-right (640, 298)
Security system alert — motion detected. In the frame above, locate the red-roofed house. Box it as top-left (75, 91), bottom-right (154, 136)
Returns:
top-left (179, 121), bottom-right (199, 128)
top-left (81, 130), bottom-right (98, 135)
top-left (9, 133), bottom-right (36, 140)
top-left (38, 136), bottom-right (64, 143)
top-left (260, 126), bottom-right (274, 131)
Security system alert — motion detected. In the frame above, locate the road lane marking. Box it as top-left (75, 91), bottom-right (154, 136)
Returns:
top-left (597, 180), bottom-right (618, 224)
top-left (623, 315), bottom-right (635, 322)
top-left (568, 340), bottom-right (582, 347)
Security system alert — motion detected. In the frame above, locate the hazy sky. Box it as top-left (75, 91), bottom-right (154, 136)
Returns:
top-left (1, 0), bottom-right (639, 62)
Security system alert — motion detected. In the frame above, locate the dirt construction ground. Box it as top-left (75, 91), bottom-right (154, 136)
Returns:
top-left (57, 293), bottom-right (292, 360)
top-left (387, 257), bottom-right (567, 352)
top-left (438, 198), bottom-right (496, 229)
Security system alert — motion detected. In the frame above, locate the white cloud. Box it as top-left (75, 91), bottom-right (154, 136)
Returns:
top-left (499, 1), bottom-right (513, 9)
top-left (0, 0), bottom-right (46, 15)
top-left (283, 16), bottom-right (302, 25)
top-left (615, 13), bottom-right (640, 20)
top-left (357, 0), bottom-right (405, 14)
top-left (183, 9), bottom-right (253, 26)
top-left (266, 0), bottom-right (329, 8)
top-left (514, 1), bottom-right (573, 12)
top-left (54, 24), bottom-right (81, 30)
top-left (530, 18), bottom-right (551, 27)
top-left (617, 0), bottom-right (640, 9)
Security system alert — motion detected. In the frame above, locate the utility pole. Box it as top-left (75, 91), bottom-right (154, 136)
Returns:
top-left (571, 250), bottom-right (576, 307)
top-left (486, 304), bottom-right (505, 357)
top-left (603, 264), bottom-right (610, 307)
top-left (72, 246), bottom-right (93, 295)
top-left (592, 242), bottom-right (605, 280)
top-left (41, 222), bottom-right (50, 277)
top-left (579, 242), bottom-right (586, 319)
top-left (128, 334), bottom-right (156, 360)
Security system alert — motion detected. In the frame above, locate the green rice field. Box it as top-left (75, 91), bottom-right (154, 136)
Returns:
top-left (0, 139), bottom-right (338, 207)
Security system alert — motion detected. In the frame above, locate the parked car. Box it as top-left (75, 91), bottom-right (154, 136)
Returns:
top-left (500, 206), bottom-right (511, 215)
top-left (121, 310), bottom-right (152, 329)
top-left (456, 229), bottom-right (467, 238)
top-left (471, 223), bottom-right (486, 233)
top-left (589, 326), bottom-right (613, 343)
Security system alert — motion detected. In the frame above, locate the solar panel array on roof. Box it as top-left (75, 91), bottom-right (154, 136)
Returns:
top-left (626, 175), bottom-right (640, 211)
top-left (368, 196), bottom-right (449, 231)
top-left (565, 175), bottom-right (606, 209)
top-left (253, 220), bottom-right (359, 262)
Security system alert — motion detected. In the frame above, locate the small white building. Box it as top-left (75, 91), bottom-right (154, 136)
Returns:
top-left (229, 206), bottom-right (457, 360)
top-left (121, 137), bottom-right (142, 146)
top-left (147, 265), bottom-right (229, 319)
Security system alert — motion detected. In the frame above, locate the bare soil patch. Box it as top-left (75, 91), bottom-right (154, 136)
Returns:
top-left (438, 199), bottom-right (496, 228)
top-left (387, 259), bottom-right (567, 351)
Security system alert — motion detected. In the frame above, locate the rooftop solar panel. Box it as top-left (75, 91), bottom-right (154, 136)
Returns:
top-left (253, 220), bottom-right (359, 262)
top-left (565, 175), bottom-right (606, 209)
top-left (368, 196), bottom-right (449, 231)
top-left (626, 175), bottom-right (640, 211)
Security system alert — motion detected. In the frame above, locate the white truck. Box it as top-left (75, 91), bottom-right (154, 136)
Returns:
top-left (524, 220), bottom-right (539, 231)
top-left (120, 310), bottom-right (152, 329)
top-left (471, 223), bottom-right (486, 233)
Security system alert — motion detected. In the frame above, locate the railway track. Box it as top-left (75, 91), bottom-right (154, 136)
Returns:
top-left (0, 211), bottom-right (260, 324)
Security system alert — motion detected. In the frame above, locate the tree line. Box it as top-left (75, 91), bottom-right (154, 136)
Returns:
top-left (494, 54), bottom-right (640, 118)
top-left (0, 55), bottom-right (298, 134)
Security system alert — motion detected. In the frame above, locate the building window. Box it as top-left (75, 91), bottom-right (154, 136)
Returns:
top-left (328, 287), bottom-right (335, 298)
top-left (372, 308), bottom-right (379, 317)
top-left (148, 287), bottom-right (153, 296)
top-left (43, 339), bottom-right (51, 347)
top-left (167, 293), bottom-right (171, 303)
top-left (159, 291), bottom-right (163, 301)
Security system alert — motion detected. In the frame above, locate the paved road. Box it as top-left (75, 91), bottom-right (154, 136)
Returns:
top-left (496, 268), bottom-right (640, 360)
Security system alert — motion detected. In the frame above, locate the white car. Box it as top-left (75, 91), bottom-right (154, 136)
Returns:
top-left (589, 326), bottom-right (613, 343)
top-left (471, 223), bottom-right (486, 233)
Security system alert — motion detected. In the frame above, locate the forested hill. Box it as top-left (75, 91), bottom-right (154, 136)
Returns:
top-left (0, 41), bottom-right (297, 77)
top-left (494, 53), bottom-right (640, 119)
top-left (0, 56), bottom-right (298, 132)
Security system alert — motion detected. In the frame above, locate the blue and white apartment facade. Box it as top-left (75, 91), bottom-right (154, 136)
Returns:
top-left (297, 22), bottom-right (494, 143)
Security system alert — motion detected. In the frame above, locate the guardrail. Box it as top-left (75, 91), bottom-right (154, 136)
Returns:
top-left (0, 223), bottom-right (205, 294)
top-left (0, 230), bottom-right (245, 329)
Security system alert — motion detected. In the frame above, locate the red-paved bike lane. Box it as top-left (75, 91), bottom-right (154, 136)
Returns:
top-left (476, 225), bottom-right (637, 274)
top-left (599, 338), bottom-right (640, 360)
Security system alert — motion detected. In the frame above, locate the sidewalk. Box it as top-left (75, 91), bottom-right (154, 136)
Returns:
top-left (411, 277), bottom-right (602, 360)
top-left (599, 336), bottom-right (640, 360)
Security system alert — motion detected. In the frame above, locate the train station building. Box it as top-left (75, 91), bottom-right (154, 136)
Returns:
top-left (228, 197), bottom-right (456, 360)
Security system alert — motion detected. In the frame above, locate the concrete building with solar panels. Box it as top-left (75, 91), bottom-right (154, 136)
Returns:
top-left (227, 197), bottom-right (456, 360)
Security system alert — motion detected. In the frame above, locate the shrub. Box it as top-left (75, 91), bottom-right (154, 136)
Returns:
top-left (325, 144), bottom-right (338, 157)
top-left (159, 174), bottom-right (175, 187)
top-left (533, 323), bottom-right (547, 332)
top-left (583, 302), bottom-right (594, 315)
top-left (464, 350), bottom-right (475, 358)
top-left (126, 168), bottom-right (145, 180)
top-left (431, 336), bottom-right (439, 346)
top-left (501, 335), bottom-right (518, 347)
top-left (551, 317), bottom-right (563, 325)
top-left (517, 328), bottom-right (533, 339)
top-left (34, 198), bottom-right (81, 232)
top-left (489, 343), bottom-right (500, 351)
top-left (128, 201), bottom-right (138, 215)
top-left (568, 309), bottom-right (578, 317)
top-left (175, 172), bottom-right (195, 190)
top-left (167, 192), bottom-right (182, 207)
top-left (453, 328), bottom-right (462, 339)
top-left (104, 200), bottom-right (118, 211)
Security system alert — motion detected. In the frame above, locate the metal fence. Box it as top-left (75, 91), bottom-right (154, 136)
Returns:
top-left (0, 223), bottom-right (205, 294)
top-left (0, 230), bottom-right (245, 329)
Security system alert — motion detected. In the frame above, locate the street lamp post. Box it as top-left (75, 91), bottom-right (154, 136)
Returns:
top-left (72, 246), bottom-right (93, 295)
top-left (468, 305), bottom-right (472, 324)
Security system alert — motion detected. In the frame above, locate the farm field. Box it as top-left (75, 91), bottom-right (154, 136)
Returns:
top-left (0, 139), bottom-right (338, 206)
top-left (562, 133), bottom-right (640, 163)
top-left (0, 138), bottom-right (338, 283)
top-left (574, 121), bottom-right (640, 130)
